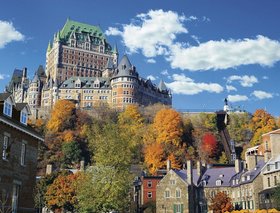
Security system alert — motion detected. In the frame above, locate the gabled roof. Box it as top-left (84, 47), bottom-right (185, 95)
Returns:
top-left (174, 169), bottom-right (200, 186)
top-left (0, 93), bottom-right (12, 102)
top-left (15, 103), bottom-right (31, 115)
top-left (115, 55), bottom-right (136, 78)
top-left (60, 77), bottom-right (111, 89)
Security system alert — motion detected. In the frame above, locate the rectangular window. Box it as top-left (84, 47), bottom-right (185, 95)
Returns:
top-left (20, 112), bottom-right (27, 125)
top-left (274, 176), bottom-right (277, 186)
top-left (170, 180), bottom-right (176, 185)
top-left (173, 204), bottom-right (183, 213)
top-left (4, 101), bottom-right (12, 117)
top-left (20, 143), bottom-right (26, 166)
top-left (2, 135), bottom-right (9, 160)
top-left (12, 184), bottom-right (20, 213)
top-left (276, 162), bottom-right (278, 170)
top-left (165, 190), bottom-right (170, 198)
top-left (176, 189), bottom-right (181, 198)
top-left (268, 177), bottom-right (271, 187)
top-left (147, 181), bottom-right (152, 188)
top-left (147, 192), bottom-right (152, 199)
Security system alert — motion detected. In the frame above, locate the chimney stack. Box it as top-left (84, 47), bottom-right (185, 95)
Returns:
top-left (271, 134), bottom-right (280, 158)
top-left (167, 160), bottom-right (171, 171)
top-left (46, 164), bottom-right (53, 175)
top-left (235, 159), bottom-right (242, 173)
top-left (187, 160), bottom-right (193, 185)
top-left (264, 150), bottom-right (271, 162)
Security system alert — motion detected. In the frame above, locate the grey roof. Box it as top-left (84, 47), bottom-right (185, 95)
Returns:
top-left (174, 169), bottom-right (200, 186)
top-left (7, 69), bottom-right (23, 91)
top-left (36, 65), bottom-right (46, 77)
top-left (60, 76), bottom-right (111, 89)
top-left (0, 93), bottom-right (12, 101)
top-left (232, 160), bottom-right (265, 186)
top-left (32, 73), bottom-right (40, 83)
top-left (158, 79), bottom-right (168, 91)
top-left (106, 57), bottom-right (115, 69)
top-left (115, 55), bottom-right (134, 77)
top-left (200, 166), bottom-right (236, 187)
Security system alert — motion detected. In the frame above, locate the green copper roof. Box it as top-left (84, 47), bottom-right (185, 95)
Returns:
top-left (47, 41), bottom-right (52, 52)
top-left (60, 19), bottom-right (105, 41)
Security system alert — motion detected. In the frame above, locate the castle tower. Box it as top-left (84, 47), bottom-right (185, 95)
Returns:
top-left (110, 55), bottom-right (138, 110)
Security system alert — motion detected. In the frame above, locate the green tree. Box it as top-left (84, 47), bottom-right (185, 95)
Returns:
top-left (78, 122), bottom-right (133, 212)
top-left (218, 152), bottom-right (229, 164)
top-left (272, 184), bottom-right (280, 209)
top-left (61, 141), bottom-right (82, 168)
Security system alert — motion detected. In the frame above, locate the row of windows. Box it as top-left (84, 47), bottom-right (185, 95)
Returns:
top-left (62, 89), bottom-right (110, 94)
top-left (3, 101), bottom-right (28, 125)
top-left (112, 77), bottom-right (136, 82)
top-left (64, 49), bottom-right (110, 59)
top-left (267, 176), bottom-right (278, 187)
top-left (232, 189), bottom-right (253, 198)
top-left (2, 135), bottom-right (26, 166)
top-left (164, 189), bottom-right (181, 198)
top-left (267, 162), bottom-right (279, 171)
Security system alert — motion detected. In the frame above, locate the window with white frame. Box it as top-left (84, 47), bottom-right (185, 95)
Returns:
top-left (20, 142), bottom-right (26, 166)
top-left (216, 180), bottom-right (222, 186)
top-left (176, 189), bottom-right (181, 198)
top-left (147, 192), bottom-right (152, 199)
top-left (2, 135), bottom-right (10, 160)
top-left (174, 204), bottom-right (183, 213)
top-left (3, 101), bottom-right (12, 117)
top-left (165, 190), bottom-right (170, 198)
top-left (147, 181), bottom-right (152, 188)
top-left (20, 111), bottom-right (28, 125)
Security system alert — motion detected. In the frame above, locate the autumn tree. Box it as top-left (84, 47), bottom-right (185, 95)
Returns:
top-left (46, 100), bottom-right (76, 133)
top-left (209, 191), bottom-right (233, 213)
top-left (118, 105), bottom-right (144, 162)
top-left (200, 133), bottom-right (218, 162)
top-left (144, 143), bottom-right (165, 175)
top-left (249, 109), bottom-right (277, 146)
top-left (153, 108), bottom-right (183, 146)
top-left (218, 152), bottom-right (229, 164)
top-left (45, 173), bottom-right (79, 212)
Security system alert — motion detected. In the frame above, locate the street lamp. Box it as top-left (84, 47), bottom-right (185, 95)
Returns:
top-left (133, 177), bottom-right (142, 213)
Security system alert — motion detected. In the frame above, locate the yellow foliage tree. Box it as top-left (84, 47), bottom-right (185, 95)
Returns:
top-left (249, 109), bottom-right (277, 146)
top-left (167, 153), bottom-right (181, 170)
top-left (46, 100), bottom-right (76, 133)
top-left (144, 143), bottom-right (165, 175)
top-left (153, 108), bottom-right (183, 146)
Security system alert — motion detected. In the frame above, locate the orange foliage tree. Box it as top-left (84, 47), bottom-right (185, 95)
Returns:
top-left (46, 100), bottom-right (76, 133)
top-left (144, 143), bottom-right (165, 175)
top-left (209, 191), bottom-right (233, 213)
top-left (153, 109), bottom-right (183, 146)
top-left (45, 173), bottom-right (79, 212)
top-left (249, 109), bottom-right (277, 146)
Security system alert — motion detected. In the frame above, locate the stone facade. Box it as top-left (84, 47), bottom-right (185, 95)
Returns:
top-left (0, 93), bottom-right (44, 213)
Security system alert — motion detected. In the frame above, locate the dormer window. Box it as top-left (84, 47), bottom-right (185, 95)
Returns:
top-left (232, 179), bottom-right (235, 185)
top-left (216, 180), bottom-right (222, 186)
top-left (3, 101), bottom-right (12, 117)
top-left (275, 162), bottom-right (278, 170)
top-left (20, 111), bottom-right (28, 125)
top-left (247, 175), bottom-right (251, 181)
top-left (267, 165), bottom-right (270, 171)
top-left (242, 176), bottom-right (246, 182)
top-left (202, 180), bottom-right (207, 186)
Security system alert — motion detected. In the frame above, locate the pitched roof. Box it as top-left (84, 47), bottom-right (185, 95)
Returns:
top-left (60, 76), bottom-right (111, 89)
top-left (200, 166), bottom-right (236, 187)
top-left (116, 55), bottom-right (133, 77)
top-left (158, 79), bottom-right (168, 91)
top-left (174, 169), bottom-right (200, 186)
top-left (0, 93), bottom-right (12, 101)
top-left (60, 18), bottom-right (105, 41)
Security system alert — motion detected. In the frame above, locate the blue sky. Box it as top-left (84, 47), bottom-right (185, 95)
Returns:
top-left (0, 0), bottom-right (279, 116)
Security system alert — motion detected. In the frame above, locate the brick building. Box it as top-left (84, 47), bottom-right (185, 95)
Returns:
top-left (0, 93), bottom-right (44, 213)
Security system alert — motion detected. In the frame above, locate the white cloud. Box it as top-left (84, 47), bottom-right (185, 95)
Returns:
top-left (228, 95), bottom-right (248, 102)
top-left (186, 16), bottom-right (198, 21)
top-left (202, 16), bottom-right (211, 22)
top-left (0, 74), bottom-right (4, 80)
top-left (262, 76), bottom-right (269, 80)
top-left (226, 85), bottom-right (237, 92)
top-left (227, 75), bottom-right (258, 87)
top-left (0, 20), bottom-right (24, 48)
top-left (147, 75), bottom-right (156, 81)
top-left (251, 90), bottom-right (273, 100)
top-left (161, 69), bottom-right (169, 76)
top-left (166, 73), bottom-right (223, 95)
top-left (105, 10), bottom-right (187, 58)
top-left (191, 35), bottom-right (200, 44)
top-left (146, 58), bottom-right (156, 63)
top-left (168, 36), bottom-right (280, 71)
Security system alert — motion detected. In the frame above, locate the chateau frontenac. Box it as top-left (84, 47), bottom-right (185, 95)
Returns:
top-left (6, 19), bottom-right (172, 118)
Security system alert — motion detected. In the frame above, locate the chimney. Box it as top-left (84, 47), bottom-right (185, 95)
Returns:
top-left (235, 159), bottom-right (242, 173)
top-left (167, 160), bottom-right (171, 171)
top-left (46, 164), bottom-right (53, 175)
top-left (23, 67), bottom-right (27, 78)
top-left (187, 160), bottom-right (193, 185)
top-left (246, 155), bottom-right (258, 170)
top-left (271, 134), bottom-right (280, 158)
top-left (264, 150), bottom-right (271, 162)
top-left (80, 160), bottom-right (85, 171)
top-left (197, 161), bottom-right (202, 177)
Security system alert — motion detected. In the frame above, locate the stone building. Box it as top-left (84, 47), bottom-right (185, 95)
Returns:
top-left (0, 93), bottom-right (44, 213)
top-left (7, 19), bottom-right (171, 117)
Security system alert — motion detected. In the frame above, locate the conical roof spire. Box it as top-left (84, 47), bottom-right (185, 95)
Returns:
top-left (112, 44), bottom-right (118, 54)
top-left (47, 40), bottom-right (52, 52)
top-left (158, 79), bottom-right (168, 91)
